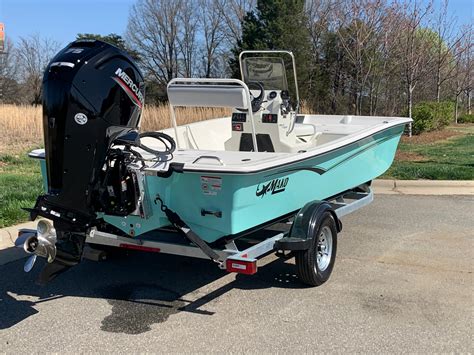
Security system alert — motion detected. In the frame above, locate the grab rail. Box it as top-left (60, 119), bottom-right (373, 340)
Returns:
top-left (192, 155), bottom-right (225, 165)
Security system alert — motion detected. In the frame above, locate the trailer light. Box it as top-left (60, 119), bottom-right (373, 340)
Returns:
top-left (226, 259), bottom-right (257, 275)
top-left (119, 243), bottom-right (161, 253)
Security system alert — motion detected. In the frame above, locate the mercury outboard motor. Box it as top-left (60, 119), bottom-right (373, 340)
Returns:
top-left (27, 40), bottom-right (149, 282)
top-left (39, 39), bottom-right (145, 222)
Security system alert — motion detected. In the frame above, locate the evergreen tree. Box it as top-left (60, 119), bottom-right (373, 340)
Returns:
top-left (230, 0), bottom-right (312, 102)
top-left (76, 33), bottom-right (140, 60)
top-left (229, 11), bottom-right (266, 78)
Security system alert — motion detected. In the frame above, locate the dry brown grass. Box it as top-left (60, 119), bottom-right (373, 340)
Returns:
top-left (400, 128), bottom-right (462, 144)
top-left (0, 104), bottom-right (231, 153)
top-left (0, 101), bottom-right (311, 153)
top-left (0, 105), bottom-right (43, 153)
top-left (141, 105), bottom-right (231, 131)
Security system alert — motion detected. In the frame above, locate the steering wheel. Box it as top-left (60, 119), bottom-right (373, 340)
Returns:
top-left (247, 81), bottom-right (265, 113)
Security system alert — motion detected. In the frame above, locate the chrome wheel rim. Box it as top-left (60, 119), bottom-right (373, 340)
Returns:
top-left (315, 226), bottom-right (332, 272)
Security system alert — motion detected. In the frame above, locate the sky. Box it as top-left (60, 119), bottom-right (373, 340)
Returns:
top-left (0, 0), bottom-right (472, 47)
top-left (0, 0), bottom-right (135, 46)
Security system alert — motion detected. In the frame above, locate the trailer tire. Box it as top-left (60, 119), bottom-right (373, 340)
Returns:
top-left (295, 212), bottom-right (337, 286)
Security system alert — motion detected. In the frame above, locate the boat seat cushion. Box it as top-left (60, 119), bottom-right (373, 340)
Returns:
top-left (168, 84), bottom-right (249, 109)
top-left (294, 123), bottom-right (316, 136)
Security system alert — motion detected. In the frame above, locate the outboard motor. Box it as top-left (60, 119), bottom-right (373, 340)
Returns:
top-left (39, 39), bottom-right (145, 224)
top-left (25, 39), bottom-right (157, 283)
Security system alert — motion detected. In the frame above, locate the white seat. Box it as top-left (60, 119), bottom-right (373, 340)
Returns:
top-left (294, 123), bottom-right (316, 136)
top-left (168, 84), bottom-right (249, 109)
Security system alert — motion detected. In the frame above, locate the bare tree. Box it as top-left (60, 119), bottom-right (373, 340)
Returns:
top-left (0, 0), bottom-right (453, 118)
top-left (0, 39), bottom-right (19, 103)
top-left (214, 0), bottom-right (255, 47)
top-left (431, 0), bottom-right (466, 102)
top-left (305, 0), bottom-right (335, 96)
top-left (366, 3), bottom-right (403, 115)
top-left (465, 28), bottom-right (473, 115)
top-left (178, 0), bottom-right (198, 77)
top-left (334, 0), bottom-right (387, 115)
top-left (393, 0), bottom-right (434, 135)
top-left (127, 0), bottom-right (182, 86)
top-left (199, 0), bottom-right (226, 77)
top-left (453, 25), bottom-right (473, 119)
top-left (16, 34), bottom-right (60, 105)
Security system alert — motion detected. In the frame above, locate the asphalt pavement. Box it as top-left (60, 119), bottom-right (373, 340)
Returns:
top-left (0, 194), bottom-right (472, 352)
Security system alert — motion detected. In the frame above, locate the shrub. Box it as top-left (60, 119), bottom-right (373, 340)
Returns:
top-left (457, 113), bottom-right (474, 124)
top-left (410, 101), bottom-right (454, 135)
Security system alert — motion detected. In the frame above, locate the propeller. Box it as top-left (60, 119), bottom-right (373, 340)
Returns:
top-left (15, 231), bottom-right (35, 248)
top-left (24, 255), bottom-right (37, 272)
top-left (16, 231), bottom-right (40, 272)
top-left (18, 220), bottom-right (57, 273)
top-left (16, 220), bottom-right (85, 283)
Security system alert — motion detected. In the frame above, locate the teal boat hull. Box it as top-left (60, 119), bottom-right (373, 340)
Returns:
top-left (37, 124), bottom-right (404, 243)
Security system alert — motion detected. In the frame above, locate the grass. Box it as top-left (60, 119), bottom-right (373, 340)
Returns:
top-left (0, 103), bottom-right (315, 152)
top-left (383, 125), bottom-right (474, 180)
top-left (0, 149), bottom-right (44, 228)
top-left (0, 105), bottom-right (43, 153)
top-left (0, 104), bottom-right (232, 153)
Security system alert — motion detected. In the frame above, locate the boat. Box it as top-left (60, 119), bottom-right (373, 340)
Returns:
top-left (17, 40), bottom-right (411, 286)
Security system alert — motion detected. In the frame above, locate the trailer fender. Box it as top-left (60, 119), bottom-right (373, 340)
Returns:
top-left (274, 201), bottom-right (341, 251)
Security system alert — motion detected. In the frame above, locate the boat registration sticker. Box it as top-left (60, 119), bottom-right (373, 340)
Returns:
top-left (201, 176), bottom-right (222, 196)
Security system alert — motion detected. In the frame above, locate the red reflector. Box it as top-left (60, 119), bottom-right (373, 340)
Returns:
top-left (226, 259), bottom-right (257, 275)
top-left (119, 243), bottom-right (161, 253)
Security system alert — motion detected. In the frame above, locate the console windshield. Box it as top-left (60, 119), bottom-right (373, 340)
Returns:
top-left (242, 57), bottom-right (288, 91)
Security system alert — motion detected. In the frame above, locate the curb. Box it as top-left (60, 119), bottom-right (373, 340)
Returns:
top-left (373, 179), bottom-right (474, 195)
top-left (0, 221), bottom-right (37, 250)
top-left (0, 221), bottom-right (37, 265)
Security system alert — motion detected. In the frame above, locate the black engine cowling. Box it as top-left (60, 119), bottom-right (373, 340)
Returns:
top-left (36, 39), bottom-right (145, 228)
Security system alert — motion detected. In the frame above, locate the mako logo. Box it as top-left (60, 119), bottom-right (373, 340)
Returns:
top-left (256, 177), bottom-right (289, 198)
top-left (113, 68), bottom-right (144, 108)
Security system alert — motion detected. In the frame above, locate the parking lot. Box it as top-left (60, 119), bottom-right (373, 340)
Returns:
top-left (0, 194), bottom-right (472, 352)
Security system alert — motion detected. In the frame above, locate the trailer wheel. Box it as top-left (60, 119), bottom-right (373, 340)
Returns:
top-left (295, 212), bottom-right (337, 286)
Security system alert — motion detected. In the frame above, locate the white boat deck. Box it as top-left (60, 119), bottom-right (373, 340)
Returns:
top-left (140, 114), bottom-right (410, 174)
top-left (29, 114), bottom-right (410, 174)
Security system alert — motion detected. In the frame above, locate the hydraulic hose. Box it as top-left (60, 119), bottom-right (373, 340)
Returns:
top-left (137, 131), bottom-right (176, 158)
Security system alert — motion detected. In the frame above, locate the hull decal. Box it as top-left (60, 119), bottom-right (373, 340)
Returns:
top-left (271, 133), bottom-right (399, 177)
top-left (256, 177), bottom-right (289, 197)
top-left (323, 133), bottom-right (397, 172)
top-left (270, 167), bottom-right (327, 176)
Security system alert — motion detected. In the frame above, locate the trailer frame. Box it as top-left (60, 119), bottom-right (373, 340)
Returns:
top-left (82, 187), bottom-right (373, 276)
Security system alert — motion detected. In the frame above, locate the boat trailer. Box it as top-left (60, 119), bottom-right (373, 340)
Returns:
top-left (17, 187), bottom-right (372, 286)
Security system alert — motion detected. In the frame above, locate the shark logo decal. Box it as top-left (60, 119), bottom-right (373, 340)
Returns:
top-left (256, 177), bottom-right (289, 198)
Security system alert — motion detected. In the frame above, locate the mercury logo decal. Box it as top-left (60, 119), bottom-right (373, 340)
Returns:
top-left (113, 68), bottom-right (144, 108)
top-left (74, 113), bottom-right (88, 125)
top-left (256, 177), bottom-right (289, 198)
